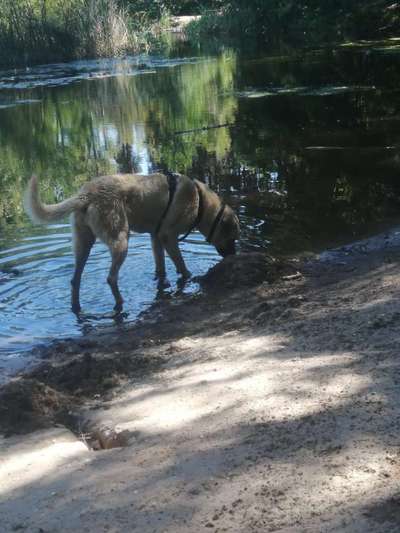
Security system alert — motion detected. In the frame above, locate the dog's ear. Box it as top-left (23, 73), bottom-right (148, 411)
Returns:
top-left (218, 216), bottom-right (232, 236)
top-left (220, 216), bottom-right (230, 230)
top-left (220, 211), bottom-right (239, 238)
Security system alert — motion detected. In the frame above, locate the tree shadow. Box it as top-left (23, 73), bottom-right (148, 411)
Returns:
top-left (1, 252), bottom-right (400, 530)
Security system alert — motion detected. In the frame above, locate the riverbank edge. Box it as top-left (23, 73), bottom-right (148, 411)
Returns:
top-left (1, 225), bottom-right (400, 437)
top-left (1, 228), bottom-right (400, 531)
top-left (0, 13), bottom-right (199, 70)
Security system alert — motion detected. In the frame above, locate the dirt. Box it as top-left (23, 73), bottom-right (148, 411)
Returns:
top-left (0, 379), bottom-right (74, 435)
top-left (1, 233), bottom-right (400, 532)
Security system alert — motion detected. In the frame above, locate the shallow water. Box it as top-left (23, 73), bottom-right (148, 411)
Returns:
top-left (0, 226), bottom-right (218, 349)
top-left (1, 40), bottom-right (400, 376)
top-left (0, 223), bottom-right (218, 378)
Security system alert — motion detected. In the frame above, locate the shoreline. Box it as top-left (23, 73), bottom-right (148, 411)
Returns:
top-left (1, 228), bottom-right (400, 531)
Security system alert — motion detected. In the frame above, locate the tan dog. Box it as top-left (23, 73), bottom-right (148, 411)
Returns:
top-left (25, 173), bottom-right (240, 313)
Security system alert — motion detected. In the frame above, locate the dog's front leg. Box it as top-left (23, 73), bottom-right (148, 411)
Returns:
top-left (151, 234), bottom-right (166, 280)
top-left (161, 235), bottom-right (191, 279)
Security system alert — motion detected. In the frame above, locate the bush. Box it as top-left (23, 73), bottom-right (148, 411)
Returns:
top-left (187, 0), bottom-right (400, 47)
top-left (0, 0), bottom-right (167, 67)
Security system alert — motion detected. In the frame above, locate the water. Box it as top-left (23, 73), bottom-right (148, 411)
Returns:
top-left (0, 223), bottom-right (217, 370)
top-left (1, 40), bottom-right (400, 376)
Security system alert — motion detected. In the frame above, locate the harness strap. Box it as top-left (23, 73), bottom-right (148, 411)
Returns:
top-left (155, 172), bottom-right (225, 243)
top-left (155, 172), bottom-right (178, 236)
top-left (206, 203), bottom-right (226, 243)
top-left (178, 182), bottom-right (204, 242)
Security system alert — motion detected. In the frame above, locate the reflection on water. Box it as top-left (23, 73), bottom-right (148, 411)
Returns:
top-left (1, 41), bottom-right (400, 370)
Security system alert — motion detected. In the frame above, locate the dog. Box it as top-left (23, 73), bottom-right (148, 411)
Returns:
top-left (25, 172), bottom-right (240, 313)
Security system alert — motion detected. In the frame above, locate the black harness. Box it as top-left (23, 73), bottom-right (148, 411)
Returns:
top-left (179, 181), bottom-right (205, 242)
top-left (154, 172), bottom-right (178, 236)
top-left (155, 172), bottom-right (225, 242)
top-left (206, 201), bottom-right (226, 243)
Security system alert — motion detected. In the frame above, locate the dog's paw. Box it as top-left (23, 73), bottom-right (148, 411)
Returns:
top-left (157, 278), bottom-right (171, 290)
top-left (179, 269), bottom-right (192, 280)
top-left (113, 311), bottom-right (128, 323)
top-left (113, 302), bottom-right (124, 313)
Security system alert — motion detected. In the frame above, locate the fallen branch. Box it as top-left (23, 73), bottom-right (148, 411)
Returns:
top-left (174, 123), bottom-right (235, 135)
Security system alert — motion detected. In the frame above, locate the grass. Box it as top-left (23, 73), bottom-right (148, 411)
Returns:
top-left (0, 0), bottom-right (172, 68)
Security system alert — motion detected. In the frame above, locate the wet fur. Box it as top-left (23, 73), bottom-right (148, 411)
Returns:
top-left (24, 173), bottom-right (240, 312)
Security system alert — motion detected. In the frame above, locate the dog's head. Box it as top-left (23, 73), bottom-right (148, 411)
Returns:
top-left (213, 206), bottom-right (240, 258)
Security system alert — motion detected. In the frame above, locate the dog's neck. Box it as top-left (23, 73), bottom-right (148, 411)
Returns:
top-left (195, 182), bottom-right (224, 243)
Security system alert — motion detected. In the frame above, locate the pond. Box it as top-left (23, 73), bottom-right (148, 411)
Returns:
top-left (1, 41), bottom-right (400, 377)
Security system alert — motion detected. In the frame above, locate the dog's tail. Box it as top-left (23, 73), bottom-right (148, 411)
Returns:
top-left (24, 175), bottom-right (88, 224)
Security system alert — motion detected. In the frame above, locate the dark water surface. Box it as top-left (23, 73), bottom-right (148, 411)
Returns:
top-left (1, 41), bottom-right (400, 376)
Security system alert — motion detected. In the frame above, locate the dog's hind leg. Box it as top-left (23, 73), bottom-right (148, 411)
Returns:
top-left (151, 234), bottom-right (166, 280)
top-left (107, 232), bottom-right (129, 312)
top-left (161, 235), bottom-right (191, 279)
top-left (71, 216), bottom-right (95, 313)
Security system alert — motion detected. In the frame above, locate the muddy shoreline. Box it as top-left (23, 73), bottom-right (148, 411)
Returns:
top-left (1, 231), bottom-right (400, 532)
top-left (0, 252), bottom-right (285, 436)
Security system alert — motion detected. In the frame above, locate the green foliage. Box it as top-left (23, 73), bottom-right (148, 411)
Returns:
top-left (0, 0), bottom-right (398, 67)
top-left (0, 0), bottom-right (170, 67)
top-left (188, 1), bottom-right (400, 46)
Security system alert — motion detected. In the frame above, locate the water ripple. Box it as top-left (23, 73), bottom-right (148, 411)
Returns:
top-left (0, 225), bottom-right (219, 367)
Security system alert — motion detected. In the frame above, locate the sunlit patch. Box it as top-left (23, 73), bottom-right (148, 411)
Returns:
top-left (92, 332), bottom-right (371, 438)
top-left (0, 430), bottom-right (88, 496)
top-left (234, 334), bottom-right (285, 354)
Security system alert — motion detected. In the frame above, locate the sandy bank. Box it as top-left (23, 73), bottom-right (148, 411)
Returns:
top-left (1, 230), bottom-right (400, 532)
